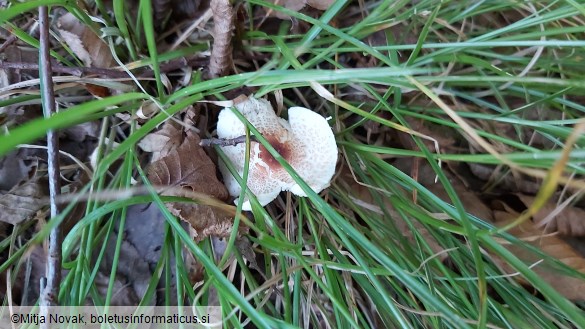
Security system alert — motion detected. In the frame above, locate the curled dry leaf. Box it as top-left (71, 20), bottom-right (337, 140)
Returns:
top-left (517, 194), bottom-right (585, 237)
top-left (146, 124), bottom-right (243, 242)
top-left (0, 179), bottom-right (48, 225)
top-left (493, 210), bottom-right (585, 301)
top-left (208, 0), bottom-right (234, 79)
top-left (136, 101), bottom-right (161, 120)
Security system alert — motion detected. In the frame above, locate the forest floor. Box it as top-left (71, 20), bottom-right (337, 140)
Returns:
top-left (1, 1), bottom-right (585, 328)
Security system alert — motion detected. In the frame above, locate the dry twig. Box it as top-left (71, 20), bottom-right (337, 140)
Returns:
top-left (0, 57), bottom-right (207, 79)
top-left (0, 20), bottom-right (34, 53)
top-left (200, 135), bottom-right (256, 147)
top-left (38, 5), bottom-right (62, 314)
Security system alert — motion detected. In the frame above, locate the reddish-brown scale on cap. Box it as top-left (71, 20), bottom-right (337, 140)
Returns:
top-left (257, 134), bottom-right (292, 169)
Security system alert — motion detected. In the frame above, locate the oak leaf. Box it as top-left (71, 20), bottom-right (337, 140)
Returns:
top-left (138, 120), bottom-right (184, 162)
top-left (146, 125), bottom-right (243, 242)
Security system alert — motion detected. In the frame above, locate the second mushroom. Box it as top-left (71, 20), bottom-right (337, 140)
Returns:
top-left (217, 96), bottom-right (338, 210)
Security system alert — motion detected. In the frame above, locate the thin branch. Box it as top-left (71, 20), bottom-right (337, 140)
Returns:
top-left (200, 135), bottom-right (257, 147)
top-left (156, 57), bottom-right (208, 76)
top-left (38, 5), bottom-right (61, 312)
top-left (0, 19), bottom-right (34, 53)
top-left (207, 0), bottom-right (234, 79)
top-left (0, 57), bottom-right (208, 79)
top-left (0, 61), bottom-right (102, 77)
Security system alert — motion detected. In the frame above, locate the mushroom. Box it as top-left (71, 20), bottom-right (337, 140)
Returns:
top-left (217, 96), bottom-right (337, 210)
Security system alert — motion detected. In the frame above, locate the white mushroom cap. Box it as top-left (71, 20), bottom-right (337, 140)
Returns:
top-left (286, 107), bottom-right (338, 196)
top-left (217, 96), bottom-right (337, 210)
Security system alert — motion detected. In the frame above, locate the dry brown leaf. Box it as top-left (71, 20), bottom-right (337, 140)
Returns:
top-left (307, 0), bottom-right (334, 10)
top-left (517, 194), bottom-right (585, 237)
top-left (393, 158), bottom-right (494, 222)
top-left (267, 0), bottom-right (334, 19)
top-left (87, 84), bottom-right (112, 97)
top-left (481, 108), bottom-right (560, 150)
top-left (138, 120), bottom-right (184, 162)
top-left (0, 179), bottom-right (48, 225)
top-left (468, 163), bottom-right (541, 194)
top-left (428, 179), bottom-right (494, 223)
top-left (183, 242), bottom-right (205, 284)
top-left (57, 29), bottom-right (92, 66)
top-left (146, 126), bottom-right (242, 242)
top-left (0, 149), bottom-right (34, 191)
top-left (279, 0), bottom-right (306, 11)
top-left (57, 13), bottom-right (115, 98)
top-left (62, 121), bottom-right (100, 143)
top-left (57, 13), bottom-right (113, 69)
top-left (138, 133), bottom-right (173, 161)
top-left (235, 237), bottom-right (267, 279)
top-left (494, 210), bottom-right (585, 301)
top-left (266, 0), bottom-right (306, 19)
